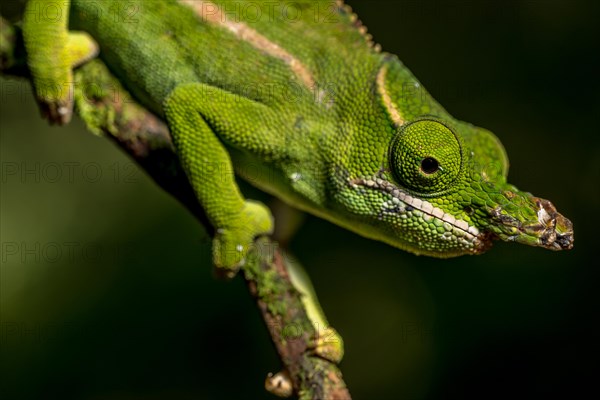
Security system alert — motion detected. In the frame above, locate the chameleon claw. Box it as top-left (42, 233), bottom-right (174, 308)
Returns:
top-left (38, 97), bottom-right (73, 125)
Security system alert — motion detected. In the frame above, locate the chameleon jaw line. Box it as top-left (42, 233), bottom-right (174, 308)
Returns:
top-left (350, 176), bottom-right (485, 249)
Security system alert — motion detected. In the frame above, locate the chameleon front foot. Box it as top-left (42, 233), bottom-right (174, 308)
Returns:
top-left (213, 200), bottom-right (274, 277)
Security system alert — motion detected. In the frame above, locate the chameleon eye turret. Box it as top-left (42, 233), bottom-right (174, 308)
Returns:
top-left (389, 119), bottom-right (463, 194)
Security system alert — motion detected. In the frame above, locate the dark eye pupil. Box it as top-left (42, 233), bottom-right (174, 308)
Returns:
top-left (421, 157), bottom-right (439, 174)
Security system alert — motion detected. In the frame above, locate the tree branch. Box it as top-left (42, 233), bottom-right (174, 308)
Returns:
top-left (1, 17), bottom-right (350, 400)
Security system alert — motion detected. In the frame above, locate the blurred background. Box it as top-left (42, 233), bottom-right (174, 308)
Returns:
top-left (1, 0), bottom-right (598, 399)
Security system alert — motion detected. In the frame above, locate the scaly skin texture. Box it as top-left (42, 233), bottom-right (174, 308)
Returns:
top-left (22, 1), bottom-right (98, 123)
top-left (23, 0), bottom-right (573, 269)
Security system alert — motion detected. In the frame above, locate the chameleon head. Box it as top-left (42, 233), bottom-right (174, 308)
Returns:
top-left (357, 117), bottom-right (574, 257)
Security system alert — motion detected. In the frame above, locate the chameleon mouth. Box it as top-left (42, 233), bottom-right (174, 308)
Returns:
top-left (491, 197), bottom-right (574, 250)
top-left (350, 176), bottom-right (489, 253)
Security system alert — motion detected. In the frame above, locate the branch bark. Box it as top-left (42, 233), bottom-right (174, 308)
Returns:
top-left (1, 17), bottom-right (351, 400)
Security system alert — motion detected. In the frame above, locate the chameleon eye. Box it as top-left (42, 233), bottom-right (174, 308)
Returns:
top-left (389, 119), bottom-right (462, 193)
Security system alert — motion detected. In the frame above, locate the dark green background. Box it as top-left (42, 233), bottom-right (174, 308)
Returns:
top-left (1, 1), bottom-right (598, 399)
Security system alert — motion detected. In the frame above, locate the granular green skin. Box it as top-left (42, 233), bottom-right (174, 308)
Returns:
top-left (23, 0), bottom-right (573, 265)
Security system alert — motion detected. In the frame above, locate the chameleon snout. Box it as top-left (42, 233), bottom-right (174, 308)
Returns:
top-left (527, 197), bottom-right (574, 250)
top-left (490, 196), bottom-right (573, 251)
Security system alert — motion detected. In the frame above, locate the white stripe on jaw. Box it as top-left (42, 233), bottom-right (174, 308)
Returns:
top-left (352, 177), bottom-right (481, 240)
top-left (178, 0), bottom-right (317, 91)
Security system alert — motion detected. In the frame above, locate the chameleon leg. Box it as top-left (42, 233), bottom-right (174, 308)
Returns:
top-left (164, 83), bottom-right (276, 275)
top-left (284, 251), bottom-right (344, 364)
top-left (23, 0), bottom-right (98, 124)
top-left (264, 251), bottom-right (344, 397)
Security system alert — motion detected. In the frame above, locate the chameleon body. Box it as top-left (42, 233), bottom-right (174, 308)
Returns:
top-left (22, 0), bottom-right (573, 271)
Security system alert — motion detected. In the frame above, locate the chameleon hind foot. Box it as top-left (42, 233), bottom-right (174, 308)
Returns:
top-left (213, 200), bottom-right (274, 278)
top-left (36, 32), bottom-right (98, 124)
top-left (311, 325), bottom-right (344, 364)
top-left (23, 1), bottom-right (98, 124)
top-left (263, 326), bottom-right (343, 398)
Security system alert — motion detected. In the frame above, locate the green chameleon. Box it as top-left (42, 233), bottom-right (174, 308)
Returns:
top-left (23, 0), bottom-right (573, 273)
